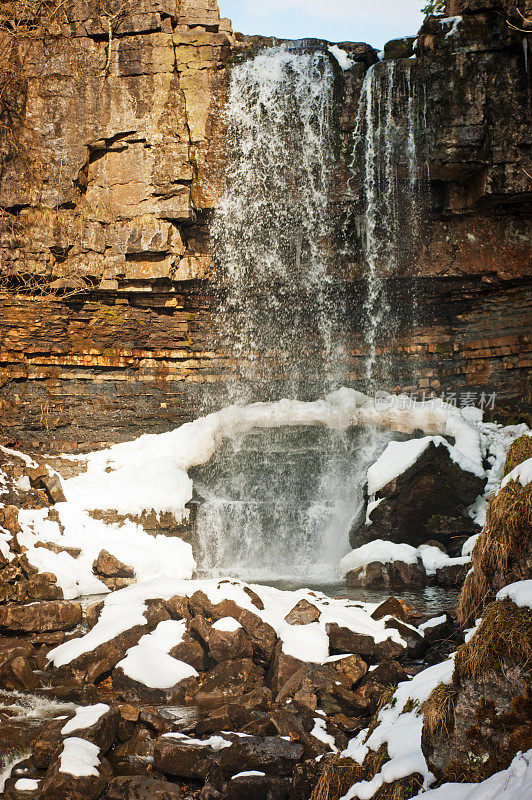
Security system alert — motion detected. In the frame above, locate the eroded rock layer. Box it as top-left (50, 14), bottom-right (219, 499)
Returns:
top-left (0, 0), bottom-right (530, 451)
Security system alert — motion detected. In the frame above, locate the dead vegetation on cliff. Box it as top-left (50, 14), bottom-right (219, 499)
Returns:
top-left (458, 436), bottom-right (532, 626)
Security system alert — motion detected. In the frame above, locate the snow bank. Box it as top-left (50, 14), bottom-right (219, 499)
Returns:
top-left (339, 540), bottom-right (469, 578)
top-left (405, 749), bottom-right (532, 800)
top-left (496, 580), bottom-right (532, 609)
top-left (59, 738), bottom-right (100, 777)
top-left (341, 657), bottom-right (454, 799)
top-left (115, 618), bottom-right (197, 690)
top-left (17, 504), bottom-right (196, 600)
top-left (60, 390), bottom-right (484, 521)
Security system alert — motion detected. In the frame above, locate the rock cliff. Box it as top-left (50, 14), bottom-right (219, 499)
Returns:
top-left (0, 0), bottom-right (530, 451)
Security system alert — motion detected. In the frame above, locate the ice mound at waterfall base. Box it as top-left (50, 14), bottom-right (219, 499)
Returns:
top-left (61, 389), bottom-right (484, 519)
top-left (9, 388), bottom-right (516, 599)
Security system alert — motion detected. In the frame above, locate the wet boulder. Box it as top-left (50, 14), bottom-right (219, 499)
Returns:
top-left (33, 704), bottom-right (119, 768)
top-left (219, 734), bottom-right (305, 778)
top-left (208, 618), bottom-right (254, 663)
top-left (346, 559), bottom-right (427, 589)
top-left (154, 733), bottom-right (229, 781)
top-left (222, 773), bottom-right (290, 800)
top-left (418, 613), bottom-right (455, 646)
top-left (193, 658), bottom-right (265, 707)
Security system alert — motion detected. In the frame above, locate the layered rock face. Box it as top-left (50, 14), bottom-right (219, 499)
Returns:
top-left (0, 0), bottom-right (530, 451)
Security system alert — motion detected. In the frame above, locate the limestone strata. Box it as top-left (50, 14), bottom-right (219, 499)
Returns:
top-left (0, 0), bottom-right (530, 452)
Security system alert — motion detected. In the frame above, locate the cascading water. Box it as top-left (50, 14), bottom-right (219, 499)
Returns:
top-left (211, 44), bottom-right (346, 399)
top-left (194, 45), bottom-right (394, 584)
top-left (353, 59), bottom-right (427, 390)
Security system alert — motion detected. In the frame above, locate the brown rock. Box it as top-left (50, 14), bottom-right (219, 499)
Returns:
top-left (326, 623), bottom-right (376, 658)
top-left (194, 658), bottom-right (264, 707)
top-left (26, 573), bottom-right (63, 601)
top-left (267, 644), bottom-right (306, 697)
top-left (0, 601), bottom-right (82, 633)
top-left (284, 599), bottom-right (321, 625)
top-left (371, 596), bottom-right (408, 622)
top-left (93, 549), bottom-right (135, 578)
top-left (169, 635), bottom-right (206, 671)
top-left (219, 734), bottom-right (305, 777)
top-left (154, 734), bottom-right (222, 781)
top-left (209, 623), bottom-right (253, 663)
top-left (106, 775), bottom-right (182, 800)
top-left (39, 751), bottom-right (111, 800)
top-left (435, 562), bottom-right (469, 587)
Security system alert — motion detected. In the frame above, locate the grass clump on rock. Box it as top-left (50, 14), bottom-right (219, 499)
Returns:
top-left (503, 434), bottom-right (532, 476)
top-left (454, 599), bottom-right (532, 681)
top-left (458, 470), bottom-right (532, 625)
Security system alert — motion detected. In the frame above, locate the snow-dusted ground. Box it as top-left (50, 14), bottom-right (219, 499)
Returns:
top-left (46, 577), bottom-right (409, 669)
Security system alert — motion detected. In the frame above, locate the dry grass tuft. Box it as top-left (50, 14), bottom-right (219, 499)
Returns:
top-left (503, 435), bottom-right (532, 476)
top-left (421, 682), bottom-right (458, 737)
top-left (311, 743), bottom-right (423, 800)
top-left (458, 479), bottom-right (532, 625)
top-left (455, 599), bottom-right (532, 681)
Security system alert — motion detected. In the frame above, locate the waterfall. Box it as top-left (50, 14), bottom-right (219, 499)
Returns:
top-left (353, 59), bottom-right (427, 390)
top-left (212, 44), bottom-right (346, 401)
top-left (193, 49), bottom-right (425, 584)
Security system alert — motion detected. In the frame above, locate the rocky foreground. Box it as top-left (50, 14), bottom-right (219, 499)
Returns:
top-left (0, 431), bottom-right (531, 800)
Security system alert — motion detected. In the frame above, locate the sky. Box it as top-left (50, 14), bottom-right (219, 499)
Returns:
top-left (219, 1), bottom-right (426, 51)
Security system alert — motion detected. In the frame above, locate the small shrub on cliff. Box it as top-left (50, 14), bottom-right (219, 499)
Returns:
top-left (455, 599), bottom-right (532, 680)
top-left (421, 0), bottom-right (446, 15)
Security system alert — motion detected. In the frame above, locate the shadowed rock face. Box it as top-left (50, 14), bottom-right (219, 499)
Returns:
top-left (0, 0), bottom-right (530, 452)
top-left (353, 441), bottom-right (486, 550)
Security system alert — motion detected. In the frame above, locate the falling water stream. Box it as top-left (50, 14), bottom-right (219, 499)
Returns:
top-left (353, 59), bottom-right (427, 389)
top-left (194, 47), bottom-right (426, 584)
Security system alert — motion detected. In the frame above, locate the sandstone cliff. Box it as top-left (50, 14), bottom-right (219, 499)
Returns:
top-left (0, 0), bottom-right (530, 451)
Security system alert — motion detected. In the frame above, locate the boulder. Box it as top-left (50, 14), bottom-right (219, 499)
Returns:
top-left (93, 550), bottom-right (135, 579)
top-left (154, 734), bottom-right (225, 781)
top-left (222, 773), bottom-right (290, 800)
top-left (326, 623), bottom-right (376, 658)
top-left (267, 645), bottom-right (306, 696)
top-left (106, 775), bottom-right (182, 800)
top-left (346, 560), bottom-right (427, 589)
top-left (194, 658), bottom-right (264, 707)
top-left (33, 705), bottom-right (119, 768)
top-left (371, 596), bottom-right (408, 622)
top-left (49, 600), bottom-right (170, 683)
top-left (208, 623), bottom-right (253, 663)
top-left (276, 655), bottom-right (368, 717)
top-left (0, 601), bottom-right (82, 633)
top-left (219, 735), bottom-right (304, 777)
top-left (435, 562), bottom-right (469, 587)
top-left (284, 600), bottom-right (321, 625)
top-left (354, 441), bottom-right (486, 549)
top-left (384, 619), bottom-right (427, 659)
top-left (418, 613), bottom-right (455, 646)
top-left (39, 745), bottom-right (111, 800)
top-left (169, 635), bottom-right (206, 671)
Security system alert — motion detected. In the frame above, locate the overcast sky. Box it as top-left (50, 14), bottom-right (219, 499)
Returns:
top-left (219, 1), bottom-right (425, 50)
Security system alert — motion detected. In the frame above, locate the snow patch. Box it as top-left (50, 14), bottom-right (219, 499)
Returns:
top-left (59, 738), bottom-right (100, 777)
top-left (497, 580), bottom-right (532, 609)
top-left (61, 704), bottom-right (109, 735)
top-left (328, 45), bottom-right (354, 70)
